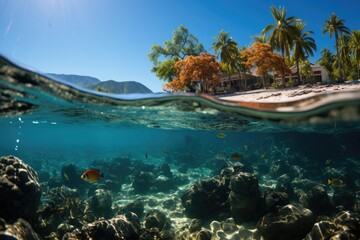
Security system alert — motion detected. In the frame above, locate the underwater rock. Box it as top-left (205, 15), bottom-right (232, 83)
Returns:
top-left (144, 209), bottom-right (171, 231)
top-left (181, 178), bottom-right (229, 219)
top-left (132, 171), bottom-right (156, 193)
top-left (157, 163), bottom-right (173, 178)
top-left (57, 223), bottom-right (76, 239)
top-left (189, 219), bottom-right (202, 233)
top-left (147, 197), bottom-right (159, 207)
top-left (162, 198), bottom-right (178, 211)
top-left (118, 199), bottom-right (145, 219)
top-left (0, 218), bottom-right (41, 240)
top-left (0, 155), bottom-right (41, 224)
top-left (219, 162), bottom-right (245, 188)
top-left (36, 186), bottom-right (93, 236)
top-left (228, 172), bottom-right (263, 223)
top-left (275, 174), bottom-right (295, 200)
top-left (333, 188), bottom-right (356, 210)
top-left (154, 175), bottom-right (175, 192)
top-left (291, 178), bottom-right (319, 192)
top-left (257, 204), bottom-right (315, 240)
top-left (306, 211), bottom-right (360, 239)
top-left (87, 189), bottom-right (113, 219)
top-left (303, 185), bottom-right (334, 216)
top-left (264, 191), bottom-right (289, 213)
top-left (63, 212), bottom-right (141, 240)
top-left (61, 164), bottom-right (85, 189)
top-left (193, 229), bottom-right (213, 240)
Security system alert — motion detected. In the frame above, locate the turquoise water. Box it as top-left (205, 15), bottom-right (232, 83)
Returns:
top-left (1, 55), bottom-right (360, 239)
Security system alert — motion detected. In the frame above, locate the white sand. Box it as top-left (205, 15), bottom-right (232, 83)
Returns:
top-left (218, 81), bottom-right (360, 103)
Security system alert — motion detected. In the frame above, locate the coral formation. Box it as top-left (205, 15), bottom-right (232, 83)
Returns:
top-left (0, 156), bottom-right (41, 224)
top-left (257, 204), bottom-right (315, 240)
top-left (0, 218), bottom-right (41, 240)
top-left (228, 172), bottom-right (263, 223)
top-left (63, 212), bottom-right (141, 239)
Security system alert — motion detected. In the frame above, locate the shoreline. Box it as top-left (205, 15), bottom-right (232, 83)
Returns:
top-left (217, 81), bottom-right (360, 103)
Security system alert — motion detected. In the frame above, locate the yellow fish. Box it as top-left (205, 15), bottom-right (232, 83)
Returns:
top-left (328, 178), bottom-right (346, 187)
top-left (217, 133), bottom-right (226, 139)
top-left (81, 169), bottom-right (104, 183)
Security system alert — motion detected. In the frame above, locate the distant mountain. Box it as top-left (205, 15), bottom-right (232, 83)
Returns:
top-left (48, 73), bottom-right (100, 88)
top-left (88, 80), bottom-right (152, 94)
top-left (48, 73), bottom-right (152, 94)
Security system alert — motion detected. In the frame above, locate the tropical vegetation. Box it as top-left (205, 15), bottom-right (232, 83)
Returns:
top-left (149, 6), bottom-right (358, 93)
top-left (163, 53), bottom-right (221, 93)
top-left (322, 13), bottom-right (351, 81)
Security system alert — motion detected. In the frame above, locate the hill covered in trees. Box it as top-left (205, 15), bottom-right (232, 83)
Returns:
top-left (48, 73), bottom-right (152, 94)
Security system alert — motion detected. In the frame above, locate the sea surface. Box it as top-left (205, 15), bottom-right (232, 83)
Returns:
top-left (1, 54), bottom-right (360, 239)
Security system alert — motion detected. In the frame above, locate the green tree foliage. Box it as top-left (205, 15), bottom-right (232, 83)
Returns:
top-left (317, 48), bottom-right (335, 77)
top-left (148, 25), bottom-right (205, 82)
top-left (261, 6), bottom-right (300, 58)
top-left (291, 22), bottom-right (316, 84)
top-left (212, 30), bottom-right (239, 81)
top-left (350, 30), bottom-right (360, 79)
top-left (322, 13), bottom-right (351, 81)
top-left (299, 60), bottom-right (313, 83)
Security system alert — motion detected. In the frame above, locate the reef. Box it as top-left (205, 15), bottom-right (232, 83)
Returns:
top-left (0, 144), bottom-right (359, 240)
top-left (0, 155), bottom-right (41, 224)
top-left (63, 212), bottom-right (141, 240)
top-left (0, 218), bottom-right (41, 240)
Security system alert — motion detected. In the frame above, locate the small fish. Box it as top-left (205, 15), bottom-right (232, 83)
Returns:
top-left (217, 133), bottom-right (226, 139)
top-left (81, 169), bottom-right (104, 183)
top-left (230, 153), bottom-right (242, 160)
top-left (63, 172), bottom-right (70, 181)
top-left (328, 178), bottom-right (346, 187)
top-left (145, 153), bottom-right (148, 159)
top-left (259, 152), bottom-right (266, 160)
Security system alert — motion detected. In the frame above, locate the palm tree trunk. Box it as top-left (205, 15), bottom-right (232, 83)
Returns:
top-left (262, 74), bottom-right (266, 88)
top-left (357, 62), bottom-right (360, 80)
top-left (335, 34), bottom-right (343, 82)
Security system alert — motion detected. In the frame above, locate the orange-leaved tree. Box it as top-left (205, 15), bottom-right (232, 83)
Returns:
top-left (163, 53), bottom-right (221, 93)
top-left (241, 42), bottom-right (290, 88)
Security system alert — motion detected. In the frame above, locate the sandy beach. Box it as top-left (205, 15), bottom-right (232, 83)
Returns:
top-left (218, 81), bottom-right (360, 103)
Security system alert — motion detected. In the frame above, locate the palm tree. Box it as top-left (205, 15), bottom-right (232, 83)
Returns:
top-left (252, 35), bottom-right (267, 44)
top-left (292, 22), bottom-right (317, 84)
top-left (261, 6), bottom-right (300, 58)
top-left (350, 30), bottom-right (360, 79)
top-left (322, 13), bottom-right (351, 81)
top-left (212, 30), bottom-right (239, 85)
top-left (338, 35), bottom-right (351, 79)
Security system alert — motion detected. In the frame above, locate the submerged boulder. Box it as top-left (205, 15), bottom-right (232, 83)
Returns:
top-left (306, 211), bottom-right (360, 239)
top-left (228, 172), bottom-right (263, 223)
top-left (63, 212), bottom-right (141, 240)
top-left (0, 155), bottom-right (41, 224)
top-left (303, 185), bottom-right (334, 216)
top-left (87, 189), bottom-right (113, 219)
top-left (181, 178), bottom-right (229, 219)
top-left (0, 218), bottom-right (41, 240)
top-left (257, 204), bottom-right (315, 240)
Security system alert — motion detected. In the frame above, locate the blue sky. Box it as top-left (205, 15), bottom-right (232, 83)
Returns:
top-left (0, 0), bottom-right (359, 92)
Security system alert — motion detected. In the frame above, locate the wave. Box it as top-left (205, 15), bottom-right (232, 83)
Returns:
top-left (1, 54), bottom-right (360, 132)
